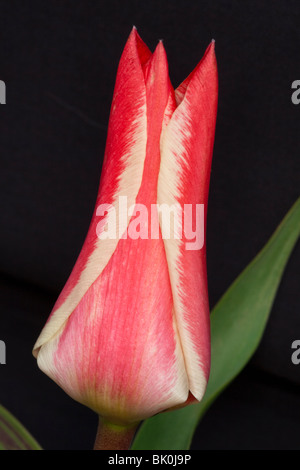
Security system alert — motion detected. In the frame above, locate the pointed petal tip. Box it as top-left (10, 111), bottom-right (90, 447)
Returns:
top-left (203, 39), bottom-right (215, 57)
top-left (142, 39), bottom-right (169, 90)
top-left (207, 39), bottom-right (216, 57)
top-left (153, 39), bottom-right (167, 61)
top-left (155, 39), bottom-right (165, 50)
top-left (129, 25), bottom-right (138, 39)
top-left (198, 39), bottom-right (217, 72)
top-left (149, 40), bottom-right (169, 82)
top-left (125, 26), bottom-right (152, 68)
top-left (128, 25), bottom-right (142, 44)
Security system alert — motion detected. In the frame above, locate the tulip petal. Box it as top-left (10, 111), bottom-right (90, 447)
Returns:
top-left (36, 40), bottom-right (190, 422)
top-left (157, 42), bottom-right (218, 401)
top-left (33, 28), bottom-right (151, 355)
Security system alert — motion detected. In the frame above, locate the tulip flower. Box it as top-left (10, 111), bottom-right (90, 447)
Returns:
top-left (33, 27), bottom-right (218, 449)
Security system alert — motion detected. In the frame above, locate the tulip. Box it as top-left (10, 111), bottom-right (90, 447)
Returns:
top-left (33, 27), bottom-right (218, 449)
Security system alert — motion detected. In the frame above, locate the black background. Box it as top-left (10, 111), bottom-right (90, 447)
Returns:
top-left (0, 0), bottom-right (299, 450)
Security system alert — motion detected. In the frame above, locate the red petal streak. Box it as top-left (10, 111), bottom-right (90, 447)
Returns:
top-left (175, 41), bottom-right (215, 107)
top-left (158, 42), bottom-right (218, 400)
top-left (33, 28), bottom-right (150, 354)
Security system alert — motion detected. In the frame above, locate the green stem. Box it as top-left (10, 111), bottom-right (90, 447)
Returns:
top-left (93, 418), bottom-right (138, 450)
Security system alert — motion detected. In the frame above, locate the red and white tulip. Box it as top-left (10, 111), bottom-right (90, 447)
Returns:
top-left (33, 28), bottom-right (218, 428)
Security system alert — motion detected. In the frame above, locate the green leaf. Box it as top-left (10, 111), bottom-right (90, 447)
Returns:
top-left (132, 198), bottom-right (300, 450)
top-left (0, 404), bottom-right (42, 450)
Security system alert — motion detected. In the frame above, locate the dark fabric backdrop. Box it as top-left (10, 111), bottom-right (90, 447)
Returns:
top-left (0, 0), bottom-right (299, 450)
